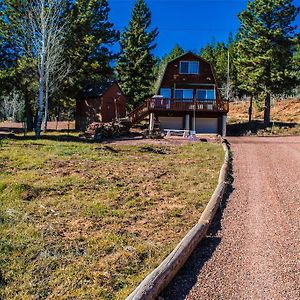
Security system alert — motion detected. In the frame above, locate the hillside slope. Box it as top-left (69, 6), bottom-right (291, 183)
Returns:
top-left (228, 99), bottom-right (300, 124)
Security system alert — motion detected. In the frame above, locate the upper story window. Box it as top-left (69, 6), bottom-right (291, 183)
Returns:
top-left (179, 61), bottom-right (199, 74)
top-left (160, 88), bottom-right (171, 98)
top-left (196, 89), bottom-right (216, 100)
top-left (175, 89), bottom-right (193, 100)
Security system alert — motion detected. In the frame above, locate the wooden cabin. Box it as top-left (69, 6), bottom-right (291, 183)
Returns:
top-left (75, 81), bottom-right (126, 131)
top-left (143, 52), bottom-right (229, 135)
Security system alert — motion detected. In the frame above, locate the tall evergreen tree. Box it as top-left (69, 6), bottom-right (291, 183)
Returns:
top-left (200, 41), bottom-right (228, 95)
top-left (64, 0), bottom-right (119, 98)
top-left (200, 41), bottom-right (217, 69)
top-left (1, 0), bottom-right (119, 130)
top-left (0, 0), bottom-right (37, 130)
top-left (292, 36), bottom-right (300, 93)
top-left (200, 34), bottom-right (240, 99)
top-left (116, 0), bottom-right (158, 108)
top-left (0, 1), bottom-right (16, 73)
top-left (155, 44), bottom-right (184, 92)
top-left (236, 0), bottom-right (299, 125)
top-left (227, 33), bottom-right (240, 98)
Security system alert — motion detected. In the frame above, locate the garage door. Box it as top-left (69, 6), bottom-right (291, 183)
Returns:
top-left (195, 118), bottom-right (218, 134)
top-left (159, 116), bottom-right (184, 130)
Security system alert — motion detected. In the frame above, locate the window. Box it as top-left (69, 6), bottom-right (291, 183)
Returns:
top-left (179, 62), bottom-right (189, 74)
top-left (160, 88), bottom-right (171, 98)
top-left (175, 89), bottom-right (193, 100)
top-left (189, 61), bottom-right (199, 74)
top-left (179, 61), bottom-right (199, 74)
top-left (207, 90), bottom-right (215, 100)
top-left (196, 89), bottom-right (216, 100)
top-left (197, 90), bottom-right (207, 100)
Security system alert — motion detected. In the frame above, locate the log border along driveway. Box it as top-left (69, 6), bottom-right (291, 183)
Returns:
top-left (161, 136), bottom-right (300, 300)
top-left (126, 139), bottom-right (230, 300)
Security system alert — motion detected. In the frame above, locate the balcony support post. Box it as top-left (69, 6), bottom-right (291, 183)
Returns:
top-left (192, 98), bottom-right (196, 133)
top-left (185, 114), bottom-right (190, 131)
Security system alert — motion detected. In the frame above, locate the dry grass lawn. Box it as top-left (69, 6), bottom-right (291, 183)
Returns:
top-left (0, 136), bottom-right (223, 299)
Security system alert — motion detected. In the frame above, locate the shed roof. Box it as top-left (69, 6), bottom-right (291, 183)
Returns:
top-left (79, 81), bottom-right (117, 98)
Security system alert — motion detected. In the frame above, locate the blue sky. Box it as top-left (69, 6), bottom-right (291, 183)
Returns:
top-left (109, 0), bottom-right (300, 57)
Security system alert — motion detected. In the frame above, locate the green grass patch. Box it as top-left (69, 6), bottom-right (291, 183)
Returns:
top-left (0, 137), bottom-right (223, 299)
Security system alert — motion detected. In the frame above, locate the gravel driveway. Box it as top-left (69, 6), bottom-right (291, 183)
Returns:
top-left (161, 136), bottom-right (300, 300)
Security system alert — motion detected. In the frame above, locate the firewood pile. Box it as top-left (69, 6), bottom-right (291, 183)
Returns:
top-left (82, 118), bottom-right (132, 140)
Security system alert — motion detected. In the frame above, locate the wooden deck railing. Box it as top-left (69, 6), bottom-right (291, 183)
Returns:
top-left (128, 98), bottom-right (229, 125)
top-left (147, 98), bottom-right (229, 113)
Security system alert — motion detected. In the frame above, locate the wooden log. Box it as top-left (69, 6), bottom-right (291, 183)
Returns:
top-left (127, 223), bottom-right (208, 300)
top-left (126, 139), bottom-right (230, 300)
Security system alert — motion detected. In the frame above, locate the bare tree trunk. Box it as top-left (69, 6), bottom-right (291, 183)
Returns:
top-left (21, 0), bottom-right (69, 137)
top-left (35, 1), bottom-right (46, 138)
top-left (248, 95), bottom-right (253, 123)
top-left (43, 73), bottom-right (49, 132)
top-left (35, 50), bottom-right (45, 137)
top-left (264, 93), bottom-right (271, 125)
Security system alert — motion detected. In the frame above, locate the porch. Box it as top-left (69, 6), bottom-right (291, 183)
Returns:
top-left (147, 98), bottom-right (229, 113)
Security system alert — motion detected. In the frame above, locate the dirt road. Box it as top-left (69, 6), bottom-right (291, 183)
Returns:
top-left (161, 136), bottom-right (300, 300)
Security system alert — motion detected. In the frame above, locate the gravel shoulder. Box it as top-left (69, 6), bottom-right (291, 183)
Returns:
top-left (161, 136), bottom-right (300, 300)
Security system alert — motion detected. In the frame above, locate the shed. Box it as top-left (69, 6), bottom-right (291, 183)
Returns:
top-left (75, 81), bottom-right (126, 131)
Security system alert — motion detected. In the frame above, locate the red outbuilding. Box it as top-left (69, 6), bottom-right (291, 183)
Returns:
top-left (75, 81), bottom-right (126, 131)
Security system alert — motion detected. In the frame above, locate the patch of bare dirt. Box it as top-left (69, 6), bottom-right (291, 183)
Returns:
top-left (0, 120), bottom-right (75, 131)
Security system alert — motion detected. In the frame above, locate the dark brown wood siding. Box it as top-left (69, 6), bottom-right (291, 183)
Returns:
top-left (75, 83), bottom-right (126, 131)
top-left (101, 84), bottom-right (126, 123)
top-left (159, 52), bottom-right (221, 101)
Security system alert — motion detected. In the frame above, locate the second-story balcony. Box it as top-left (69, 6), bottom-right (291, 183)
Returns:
top-left (146, 97), bottom-right (229, 113)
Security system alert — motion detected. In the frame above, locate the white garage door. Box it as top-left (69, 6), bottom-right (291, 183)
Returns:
top-left (195, 118), bottom-right (218, 134)
top-left (159, 116), bottom-right (184, 130)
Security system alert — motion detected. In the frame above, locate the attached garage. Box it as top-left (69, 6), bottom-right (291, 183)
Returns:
top-left (159, 116), bottom-right (184, 130)
top-left (194, 117), bottom-right (218, 134)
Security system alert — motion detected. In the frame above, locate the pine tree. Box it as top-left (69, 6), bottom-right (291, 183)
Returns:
top-left (200, 41), bottom-right (229, 95)
top-left (227, 33), bottom-right (240, 99)
top-left (292, 37), bottom-right (300, 94)
top-left (116, 0), bottom-right (158, 108)
top-left (0, 0), bottom-right (37, 130)
top-left (0, 1), bottom-right (16, 73)
top-left (64, 0), bottom-right (119, 98)
top-left (154, 44), bottom-right (184, 93)
top-left (200, 42), bottom-right (217, 68)
top-left (160, 44), bottom-right (185, 65)
top-left (236, 0), bottom-right (299, 125)
top-left (1, 0), bottom-right (119, 130)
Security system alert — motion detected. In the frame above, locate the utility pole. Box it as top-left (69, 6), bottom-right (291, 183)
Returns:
top-left (193, 96), bottom-right (196, 133)
top-left (226, 50), bottom-right (230, 100)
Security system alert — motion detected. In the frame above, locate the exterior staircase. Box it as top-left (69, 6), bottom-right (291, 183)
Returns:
top-left (127, 101), bottom-right (150, 125)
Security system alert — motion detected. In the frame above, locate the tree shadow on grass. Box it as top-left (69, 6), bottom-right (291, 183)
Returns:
top-left (0, 131), bottom-right (144, 144)
top-left (159, 143), bottom-right (234, 300)
top-left (227, 120), bottom-right (298, 136)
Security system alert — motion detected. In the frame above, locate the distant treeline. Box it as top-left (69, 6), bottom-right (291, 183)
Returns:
top-left (0, 0), bottom-right (299, 134)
